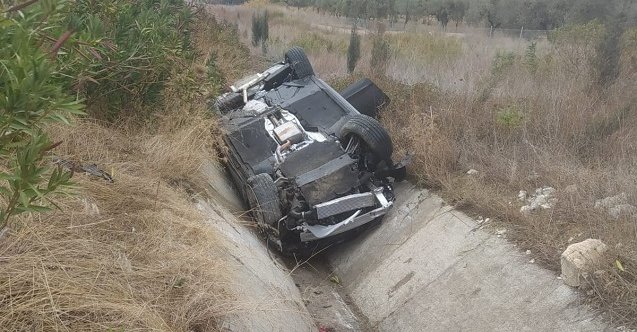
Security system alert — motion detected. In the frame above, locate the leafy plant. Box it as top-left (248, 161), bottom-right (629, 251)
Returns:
top-left (56, 0), bottom-right (194, 119)
top-left (347, 24), bottom-right (361, 73)
top-left (524, 42), bottom-right (538, 73)
top-left (1, 1), bottom-right (84, 230)
top-left (491, 51), bottom-right (516, 76)
top-left (371, 33), bottom-right (391, 77)
top-left (251, 10), bottom-right (269, 53)
top-left (495, 104), bottom-right (524, 129)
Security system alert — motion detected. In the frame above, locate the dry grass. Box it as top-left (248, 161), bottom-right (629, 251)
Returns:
top-left (0, 115), bottom-right (230, 331)
top-left (0, 11), bottom-right (257, 331)
top-left (209, 4), bottom-right (637, 327)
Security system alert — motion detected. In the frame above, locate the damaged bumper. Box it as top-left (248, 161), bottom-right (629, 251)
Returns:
top-left (298, 188), bottom-right (392, 242)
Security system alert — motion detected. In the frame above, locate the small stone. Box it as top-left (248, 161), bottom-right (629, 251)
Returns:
top-left (542, 187), bottom-right (556, 196)
top-left (529, 259), bottom-right (535, 264)
top-left (518, 190), bottom-right (527, 201)
top-left (568, 237), bottom-right (574, 242)
top-left (557, 276), bottom-right (562, 280)
top-left (484, 218), bottom-right (491, 223)
top-left (526, 250), bottom-right (531, 255)
top-left (520, 205), bottom-right (532, 214)
top-left (561, 239), bottom-right (608, 287)
top-left (467, 169), bottom-right (479, 175)
top-left (496, 229), bottom-right (507, 236)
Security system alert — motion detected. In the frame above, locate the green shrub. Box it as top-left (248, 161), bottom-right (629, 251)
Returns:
top-left (56, 0), bottom-right (194, 119)
top-left (347, 24), bottom-right (361, 73)
top-left (371, 34), bottom-right (391, 77)
top-left (524, 42), bottom-right (538, 73)
top-left (495, 104), bottom-right (524, 129)
top-left (548, 20), bottom-right (606, 77)
top-left (491, 51), bottom-right (516, 76)
top-left (1, 1), bottom-right (84, 230)
top-left (251, 10), bottom-right (269, 53)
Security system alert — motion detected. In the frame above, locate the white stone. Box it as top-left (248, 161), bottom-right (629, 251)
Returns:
top-left (520, 187), bottom-right (557, 214)
top-left (560, 239), bottom-right (608, 287)
top-left (594, 193), bottom-right (636, 219)
top-left (608, 204), bottom-right (637, 219)
top-left (525, 250), bottom-right (531, 255)
top-left (518, 190), bottom-right (527, 201)
top-left (594, 193), bottom-right (627, 210)
top-left (467, 169), bottom-right (479, 175)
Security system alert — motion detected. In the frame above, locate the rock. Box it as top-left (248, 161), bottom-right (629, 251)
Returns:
top-left (560, 239), bottom-right (608, 287)
top-left (608, 204), bottom-right (636, 219)
top-left (467, 169), bottom-right (479, 175)
top-left (595, 193), bottom-right (636, 219)
top-left (518, 190), bottom-right (527, 202)
top-left (525, 250), bottom-right (531, 255)
top-left (594, 193), bottom-right (627, 210)
top-left (520, 186), bottom-right (557, 214)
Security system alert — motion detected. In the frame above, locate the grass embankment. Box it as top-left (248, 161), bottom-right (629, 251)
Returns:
top-left (0, 7), bottom-right (252, 331)
top-left (210, 3), bottom-right (637, 327)
top-left (332, 38), bottom-right (637, 327)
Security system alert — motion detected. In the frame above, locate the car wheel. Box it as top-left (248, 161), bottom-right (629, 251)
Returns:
top-left (213, 92), bottom-right (243, 114)
top-left (285, 47), bottom-right (314, 79)
top-left (340, 114), bottom-right (393, 162)
top-left (245, 173), bottom-right (282, 227)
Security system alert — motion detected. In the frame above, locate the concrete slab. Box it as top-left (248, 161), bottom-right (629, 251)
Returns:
top-left (328, 182), bottom-right (609, 331)
top-left (200, 161), bottom-right (315, 332)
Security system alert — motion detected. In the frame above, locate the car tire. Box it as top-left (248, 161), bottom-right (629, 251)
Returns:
top-left (285, 47), bottom-right (314, 79)
top-left (213, 92), bottom-right (243, 114)
top-left (245, 173), bottom-right (282, 227)
top-left (340, 114), bottom-right (393, 162)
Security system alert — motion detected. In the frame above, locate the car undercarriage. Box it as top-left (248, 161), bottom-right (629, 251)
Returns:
top-left (214, 47), bottom-right (407, 254)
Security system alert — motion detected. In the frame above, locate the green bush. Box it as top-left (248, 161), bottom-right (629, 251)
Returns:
top-left (548, 20), bottom-right (606, 77)
top-left (251, 10), bottom-right (269, 53)
top-left (495, 104), bottom-right (524, 129)
top-left (1, 1), bottom-right (84, 230)
top-left (524, 42), bottom-right (538, 73)
top-left (371, 34), bottom-right (391, 77)
top-left (491, 51), bottom-right (516, 76)
top-left (57, 0), bottom-right (194, 119)
top-left (347, 24), bottom-right (361, 73)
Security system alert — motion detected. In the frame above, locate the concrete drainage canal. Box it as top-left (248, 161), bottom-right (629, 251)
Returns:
top-left (202, 160), bottom-right (610, 331)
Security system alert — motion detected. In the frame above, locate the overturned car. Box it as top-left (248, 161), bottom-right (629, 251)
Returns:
top-left (214, 47), bottom-right (407, 253)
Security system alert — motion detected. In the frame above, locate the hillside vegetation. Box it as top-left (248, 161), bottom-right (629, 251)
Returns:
top-left (0, 1), bottom-right (253, 330)
top-left (213, 2), bottom-right (637, 327)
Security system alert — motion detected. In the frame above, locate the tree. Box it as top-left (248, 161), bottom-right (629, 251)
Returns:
top-left (449, 1), bottom-right (466, 29)
top-left (435, 6), bottom-right (450, 30)
top-left (251, 11), bottom-right (269, 53)
top-left (347, 24), bottom-right (361, 73)
top-left (371, 31), bottom-right (391, 77)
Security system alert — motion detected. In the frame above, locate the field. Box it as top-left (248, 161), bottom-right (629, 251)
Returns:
top-left (211, 3), bottom-right (637, 326)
